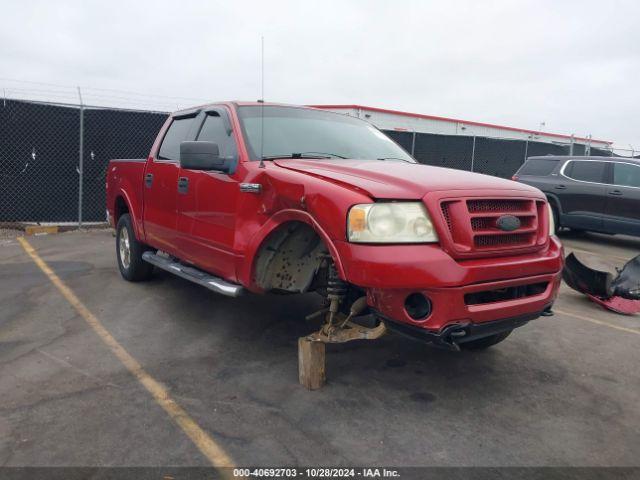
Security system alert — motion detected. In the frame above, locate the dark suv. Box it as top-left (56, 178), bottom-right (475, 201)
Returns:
top-left (513, 156), bottom-right (640, 236)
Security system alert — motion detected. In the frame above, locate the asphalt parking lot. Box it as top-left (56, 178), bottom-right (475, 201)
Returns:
top-left (1, 229), bottom-right (639, 468)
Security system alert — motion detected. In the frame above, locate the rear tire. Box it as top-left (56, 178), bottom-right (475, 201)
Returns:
top-left (116, 214), bottom-right (154, 282)
top-left (459, 330), bottom-right (512, 350)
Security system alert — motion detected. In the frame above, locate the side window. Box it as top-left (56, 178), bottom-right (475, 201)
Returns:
top-left (196, 113), bottom-right (237, 160)
top-left (158, 117), bottom-right (194, 161)
top-left (565, 161), bottom-right (606, 183)
top-left (613, 162), bottom-right (640, 188)
top-left (563, 161), bottom-right (573, 177)
top-left (518, 159), bottom-right (559, 176)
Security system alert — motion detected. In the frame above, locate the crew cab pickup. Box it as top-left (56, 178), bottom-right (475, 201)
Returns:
top-left (106, 102), bottom-right (563, 350)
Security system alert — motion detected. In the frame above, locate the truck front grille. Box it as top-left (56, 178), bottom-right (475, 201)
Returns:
top-left (441, 203), bottom-right (453, 231)
top-left (467, 199), bottom-right (529, 213)
top-left (474, 232), bottom-right (533, 248)
top-left (439, 197), bottom-right (547, 258)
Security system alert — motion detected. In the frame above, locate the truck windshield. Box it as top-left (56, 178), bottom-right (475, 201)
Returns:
top-left (237, 106), bottom-right (415, 162)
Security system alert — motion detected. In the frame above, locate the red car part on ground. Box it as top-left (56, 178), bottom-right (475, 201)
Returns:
top-left (563, 252), bottom-right (640, 315)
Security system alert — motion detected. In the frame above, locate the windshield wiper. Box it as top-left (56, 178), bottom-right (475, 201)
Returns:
top-left (261, 152), bottom-right (348, 160)
top-left (377, 157), bottom-right (416, 164)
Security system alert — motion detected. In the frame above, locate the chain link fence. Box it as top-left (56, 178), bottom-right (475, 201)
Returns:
top-left (82, 107), bottom-right (167, 222)
top-left (1, 99), bottom-right (167, 224)
top-left (384, 130), bottom-right (631, 179)
top-left (1, 96), bottom-right (634, 225)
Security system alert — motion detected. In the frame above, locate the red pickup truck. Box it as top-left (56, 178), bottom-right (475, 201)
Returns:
top-left (106, 102), bottom-right (563, 351)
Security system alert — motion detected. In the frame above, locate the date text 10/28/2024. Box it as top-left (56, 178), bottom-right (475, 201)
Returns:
top-left (232, 468), bottom-right (401, 478)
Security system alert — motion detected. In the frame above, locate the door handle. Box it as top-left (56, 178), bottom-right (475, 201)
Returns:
top-left (608, 190), bottom-right (623, 196)
top-left (144, 173), bottom-right (153, 188)
top-left (555, 185), bottom-right (567, 190)
top-left (177, 176), bottom-right (189, 194)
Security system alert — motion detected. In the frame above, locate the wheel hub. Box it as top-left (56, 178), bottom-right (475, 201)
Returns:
top-left (119, 228), bottom-right (131, 269)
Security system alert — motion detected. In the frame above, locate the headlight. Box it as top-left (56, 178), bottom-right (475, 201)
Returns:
top-left (347, 202), bottom-right (439, 243)
top-left (547, 203), bottom-right (556, 236)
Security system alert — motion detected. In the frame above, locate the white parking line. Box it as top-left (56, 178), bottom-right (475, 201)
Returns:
top-left (555, 308), bottom-right (640, 335)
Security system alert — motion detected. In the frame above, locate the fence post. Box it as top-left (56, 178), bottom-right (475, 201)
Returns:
top-left (77, 86), bottom-right (84, 229)
top-left (470, 136), bottom-right (476, 172)
top-left (411, 131), bottom-right (416, 157)
top-left (569, 134), bottom-right (575, 156)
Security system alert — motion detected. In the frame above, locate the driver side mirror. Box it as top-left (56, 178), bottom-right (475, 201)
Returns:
top-left (179, 141), bottom-right (229, 172)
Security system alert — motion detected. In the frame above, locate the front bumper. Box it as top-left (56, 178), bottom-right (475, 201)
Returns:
top-left (334, 236), bottom-right (563, 333)
top-left (376, 309), bottom-right (547, 350)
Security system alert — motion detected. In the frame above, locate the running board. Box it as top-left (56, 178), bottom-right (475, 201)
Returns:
top-left (142, 251), bottom-right (244, 297)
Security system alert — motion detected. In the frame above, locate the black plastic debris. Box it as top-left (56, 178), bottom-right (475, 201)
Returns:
top-left (562, 252), bottom-right (640, 315)
top-left (562, 253), bottom-right (613, 298)
top-left (611, 255), bottom-right (640, 300)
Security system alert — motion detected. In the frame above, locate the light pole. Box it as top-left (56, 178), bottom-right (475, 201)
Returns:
top-left (538, 121), bottom-right (546, 135)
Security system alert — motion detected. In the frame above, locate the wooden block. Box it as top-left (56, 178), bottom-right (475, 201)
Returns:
top-left (25, 225), bottom-right (59, 236)
top-left (298, 337), bottom-right (326, 390)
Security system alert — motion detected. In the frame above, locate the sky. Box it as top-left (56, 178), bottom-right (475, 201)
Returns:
top-left (2, 0), bottom-right (639, 149)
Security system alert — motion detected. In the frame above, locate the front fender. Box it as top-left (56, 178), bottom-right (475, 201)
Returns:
top-left (237, 209), bottom-right (345, 290)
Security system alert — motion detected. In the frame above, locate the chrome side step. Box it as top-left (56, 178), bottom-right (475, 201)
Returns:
top-left (142, 251), bottom-right (244, 297)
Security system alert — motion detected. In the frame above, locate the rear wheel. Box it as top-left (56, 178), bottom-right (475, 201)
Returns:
top-left (459, 330), bottom-right (512, 350)
top-left (116, 214), bottom-right (154, 281)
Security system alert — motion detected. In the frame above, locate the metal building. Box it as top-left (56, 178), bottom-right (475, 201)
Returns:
top-left (311, 104), bottom-right (611, 151)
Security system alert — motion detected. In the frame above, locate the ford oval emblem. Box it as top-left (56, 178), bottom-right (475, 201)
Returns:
top-left (496, 215), bottom-right (521, 231)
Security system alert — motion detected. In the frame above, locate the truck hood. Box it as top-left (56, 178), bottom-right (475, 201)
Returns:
top-left (273, 159), bottom-right (541, 199)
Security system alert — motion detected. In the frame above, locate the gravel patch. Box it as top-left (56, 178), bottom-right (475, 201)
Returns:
top-left (0, 228), bottom-right (22, 240)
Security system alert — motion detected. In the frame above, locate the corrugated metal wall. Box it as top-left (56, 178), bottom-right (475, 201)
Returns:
top-left (323, 106), bottom-right (609, 150)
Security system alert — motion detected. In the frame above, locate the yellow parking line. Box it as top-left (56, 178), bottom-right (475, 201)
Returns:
top-left (18, 237), bottom-right (236, 471)
top-left (555, 308), bottom-right (640, 335)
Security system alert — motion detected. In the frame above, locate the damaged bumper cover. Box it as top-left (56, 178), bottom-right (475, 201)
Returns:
top-left (563, 252), bottom-right (640, 314)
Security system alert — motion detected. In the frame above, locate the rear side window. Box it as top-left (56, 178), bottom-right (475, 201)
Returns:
top-left (196, 113), bottom-right (237, 160)
top-left (613, 162), bottom-right (640, 188)
top-left (564, 161), bottom-right (606, 183)
top-left (158, 117), bottom-right (195, 161)
top-left (518, 159), bottom-right (559, 176)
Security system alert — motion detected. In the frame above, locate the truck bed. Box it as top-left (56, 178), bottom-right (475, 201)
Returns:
top-left (106, 158), bottom-right (147, 234)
